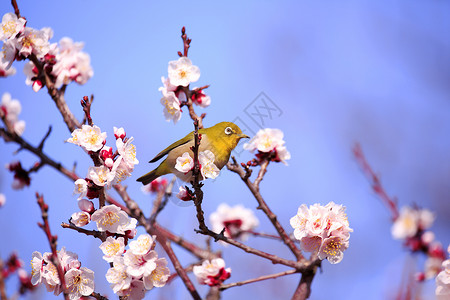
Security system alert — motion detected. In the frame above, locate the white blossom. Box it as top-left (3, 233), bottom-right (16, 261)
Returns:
top-left (73, 178), bottom-right (88, 200)
top-left (244, 128), bottom-right (291, 164)
top-left (99, 237), bottom-right (125, 263)
top-left (290, 202), bottom-right (353, 264)
top-left (123, 250), bottom-right (157, 278)
top-left (199, 150), bottom-right (220, 179)
top-left (176, 186), bottom-right (191, 201)
top-left (91, 204), bottom-right (130, 234)
top-left (116, 137), bottom-right (139, 168)
top-left (143, 257), bottom-right (170, 290)
top-left (51, 37), bottom-right (93, 88)
top-left (30, 251), bottom-right (44, 285)
top-left (175, 152), bottom-right (194, 173)
top-left (16, 27), bottom-right (51, 58)
top-left (0, 13), bottom-right (26, 41)
top-left (64, 267), bottom-right (94, 300)
top-left (87, 165), bottom-right (115, 188)
top-left (160, 89), bottom-right (183, 123)
top-left (67, 125), bottom-right (106, 152)
top-left (167, 57), bottom-right (200, 87)
top-left (106, 257), bottom-right (132, 294)
top-left (113, 126), bottom-right (126, 140)
top-left (210, 203), bottom-right (259, 240)
top-left (70, 211), bottom-right (90, 227)
top-left (391, 206), bottom-right (435, 240)
top-left (193, 258), bottom-right (231, 286)
top-left (436, 246), bottom-right (450, 299)
top-left (128, 234), bottom-right (155, 256)
top-left (117, 280), bottom-right (146, 300)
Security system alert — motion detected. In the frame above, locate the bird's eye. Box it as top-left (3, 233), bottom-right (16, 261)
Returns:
top-left (224, 127), bottom-right (233, 135)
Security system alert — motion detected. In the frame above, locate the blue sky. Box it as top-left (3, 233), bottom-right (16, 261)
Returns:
top-left (1, 1), bottom-right (449, 299)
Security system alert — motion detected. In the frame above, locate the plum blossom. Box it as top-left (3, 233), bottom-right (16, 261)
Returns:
top-left (106, 257), bottom-right (133, 293)
top-left (0, 13), bottom-right (26, 41)
top-left (30, 251), bottom-right (44, 285)
top-left (73, 178), bottom-right (88, 200)
top-left (199, 150), bottom-right (220, 179)
top-left (6, 161), bottom-right (30, 189)
top-left (16, 27), bottom-right (51, 59)
top-left (116, 137), bottom-right (139, 168)
top-left (123, 250), bottom-right (158, 278)
top-left (160, 89), bottom-right (183, 123)
top-left (67, 125), bottom-right (106, 152)
top-left (128, 234), bottom-right (155, 256)
top-left (290, 202), bottom-right (353, 264)
top-left (91, 204), bottom-right (130, 234)
top-left (244, 128), bottom-right (291, 164)
top-left (78, 199), bottom-right (94, 213)
top-left (175, 152), bottom-right (194, 173)
top-left (0, 57), bottom-right (16, 77)
top-left (64, 267), bottom-right (94, 300)
top-left (51, 37), bottom-right (93, 88)
top-left (436, 245), bottom-right (450, 299)
top-left (117, 280), bottom-right (146, 300)
top-left (143, 257), bottom-right (170, 290)
top-left (70, 211), bottom-right (90, 227)
top-left (87, 165), bottom-right (114, 188)
top-left (168, 57), bottom-right (200, 87)
top-left (176, 186), bottom-right (192, 201)
top-left (99, 237), bottom-right (125, 263)
top-left (191, 88), bottom-right (211, 108)
top-left (391, 206), bottom-right (435, 240)
top-left (193, 258), bottom-right (231, 286)
top-left (113, 126), bottom-right (126, 140)
top-left (1, 92), bottom-right (26, 135)
top-left (1, 39), bottom-right (17, 69)
top-left (210, 203), bottom-right (259, 240)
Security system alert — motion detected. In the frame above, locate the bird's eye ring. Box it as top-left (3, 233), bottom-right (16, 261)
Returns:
top-left (225, 127), bottom-right (233, 135)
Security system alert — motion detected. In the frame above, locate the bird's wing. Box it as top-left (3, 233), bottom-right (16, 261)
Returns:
top-left (149, 131), bottom-right (194, 163)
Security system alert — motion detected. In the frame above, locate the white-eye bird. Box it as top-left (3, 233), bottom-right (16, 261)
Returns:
top-left (137, 122), bottom-right (249, 185)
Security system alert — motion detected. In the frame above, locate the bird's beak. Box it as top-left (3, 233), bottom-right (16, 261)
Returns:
top-left (237, 133), bottom-right (250, 139)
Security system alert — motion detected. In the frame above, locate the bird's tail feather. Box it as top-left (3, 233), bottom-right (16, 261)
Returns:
top-left (136, 169), bottom-right (159, 185)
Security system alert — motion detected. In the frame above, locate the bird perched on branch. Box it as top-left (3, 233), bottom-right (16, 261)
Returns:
top-left (137, 122), bottom-right (249, 185)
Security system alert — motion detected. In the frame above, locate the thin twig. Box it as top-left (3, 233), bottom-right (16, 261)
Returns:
top-left (156, 234), bottom-right (201, 300)
top-left (353, 143), bottom-right (399, 220)
top-left (220, 269), bottom-right (299, 291)
top-left (226, 158), bottom-right (304, 261)
top-left (11, 0), bottom-right (21, 18)
top-left (38, 126), bottom-right (52, 151)
top-left (149, 176), bottom-right (176, 225)
top-left (36, 193), bottom-right (69, 300)
top-left (0, 128), bottom-right (78, 181)
top-left (61, 222), bottom-right (107, 242)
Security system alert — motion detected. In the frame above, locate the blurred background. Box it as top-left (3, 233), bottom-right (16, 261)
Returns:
top-left (1, 1), bottom-right (449, 299)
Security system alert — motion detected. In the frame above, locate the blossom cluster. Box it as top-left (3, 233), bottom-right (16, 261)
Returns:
top-left (31, 247), bottom-right (94, 300)
top-left (210, 203), bottom-right (259, 241)
top-left (193, 258), bottom-right (231, 286)
top-left (68, 125), bottom-right (138, 192)
top-left (290, 202), bottom-right (353, 264)
top-left (436, 245), bottom-right (450, 300)
top-left (391, 206), bottom-right (447, 280)
top-left (159, 56), bottom-right (210, 123)
top-left (103, 234), bottom-right (170, 299)
top-left (1, 92), bottom-right (25, 135)
top-left (1, 253), bottom-right (35, 295)
top-left (71, 203), bottom-right (137, 238)
top-left (0, 12), bottom-right (93, 92)
top-left (175, 150), bottom-right (220, 180)
top-left (244, 128), bottom-right (291, 164)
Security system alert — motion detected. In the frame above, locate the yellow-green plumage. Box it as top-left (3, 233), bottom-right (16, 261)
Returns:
top-left (136, 122), bottom-right (248, 185)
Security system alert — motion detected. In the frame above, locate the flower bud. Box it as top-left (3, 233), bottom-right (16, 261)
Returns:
top-left (78, 199), bottom-right (94, 213)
